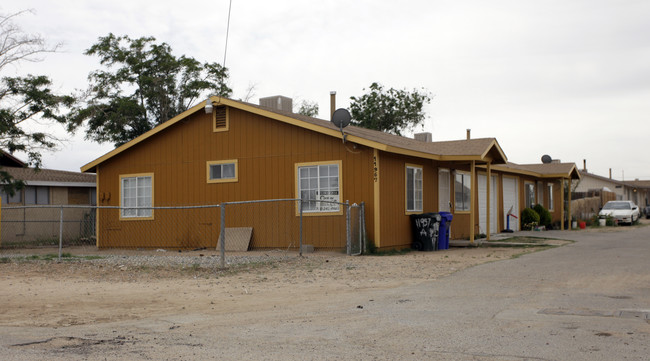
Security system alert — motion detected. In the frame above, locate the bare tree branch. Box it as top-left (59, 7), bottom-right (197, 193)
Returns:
top-left (0, 9), bottom-right (62, 73)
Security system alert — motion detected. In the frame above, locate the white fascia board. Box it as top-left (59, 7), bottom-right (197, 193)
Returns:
top-left (24, 181), bottom-right (96, 188)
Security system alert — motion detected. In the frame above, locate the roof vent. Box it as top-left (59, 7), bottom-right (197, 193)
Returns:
top-left (414, 132), bottom-right (432, 142)
top-left (259, 96), bottom-right (293, 113)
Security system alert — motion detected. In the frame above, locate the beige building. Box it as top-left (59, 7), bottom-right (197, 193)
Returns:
top-left (0, 164), bottom-right (96, 247)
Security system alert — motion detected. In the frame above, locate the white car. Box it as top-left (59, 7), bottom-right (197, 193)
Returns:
top-left (598, 201), bottom-right (640, 224)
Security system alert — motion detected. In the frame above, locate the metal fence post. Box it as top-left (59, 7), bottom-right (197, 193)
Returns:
top-left (58, 206), bottom-right (63, 261)
top-left (299, 199), bottom-right (303, 257)
top-left (345, 200), bottom-right (351, 255)
top-left (360, 202), bottom-right (365, 255)
top-left (220, 203), bottom-right (226, 269)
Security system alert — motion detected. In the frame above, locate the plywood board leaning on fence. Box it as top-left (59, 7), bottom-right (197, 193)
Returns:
top-left (217, 227), bottom-right (253, 251)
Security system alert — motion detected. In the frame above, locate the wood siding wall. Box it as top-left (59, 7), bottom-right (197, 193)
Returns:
top-left (377, 152), bottom-right (438, 249)
top-left (96, 107), bottom-right (374, 250)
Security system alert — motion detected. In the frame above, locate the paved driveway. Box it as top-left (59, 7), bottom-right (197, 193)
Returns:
top-left (365, 226), bottom-right (650, 360)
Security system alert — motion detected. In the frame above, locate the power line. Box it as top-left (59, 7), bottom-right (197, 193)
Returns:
top-left (223, 0), bottom-right (233, 74)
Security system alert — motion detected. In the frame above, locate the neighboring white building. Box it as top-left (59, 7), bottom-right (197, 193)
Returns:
top-left (573, 169), bottom-right (650, 208)
top-left (573, 171), bottom-right (626, 200)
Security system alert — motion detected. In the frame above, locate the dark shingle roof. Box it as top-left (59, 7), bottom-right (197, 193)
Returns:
top-left (493, 162), bottom-right (581, 179)
top-left (2, 167), bottom-right (96, 184)
top-left (82, 96), bottom-right (508, 172)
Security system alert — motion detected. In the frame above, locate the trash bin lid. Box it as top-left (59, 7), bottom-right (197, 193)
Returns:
top-left (439, 211), bottom-right (453, 221)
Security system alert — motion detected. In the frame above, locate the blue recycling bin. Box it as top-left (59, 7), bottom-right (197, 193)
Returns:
top-left (437, 212), bottom-right (453, 250)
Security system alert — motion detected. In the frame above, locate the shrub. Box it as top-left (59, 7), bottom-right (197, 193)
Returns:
top-left (533, 204), bottom-right (552, 227)
top-left (533, 204), bottom-right (552, 228)
top-left (521, 208), bottom-right (540, 230)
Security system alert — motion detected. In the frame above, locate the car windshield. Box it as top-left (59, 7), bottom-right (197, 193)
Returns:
top-left (603, 202), bottom-right (631, 210)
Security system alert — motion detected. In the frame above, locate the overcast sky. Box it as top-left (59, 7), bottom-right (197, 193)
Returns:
top-left (3, 1), bottom-right (650, 180)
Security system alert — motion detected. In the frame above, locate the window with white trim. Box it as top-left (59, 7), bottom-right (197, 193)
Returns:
top-left (207, 160), bottom-right (237, 183)
top-left (547, 184), bottom-right (554, 211)
top-left (121, 175), bottom-right (152, 218)
top-left (406, 165), bottom-right (423, 212)
top-left (454, 171), bottom-right (471, 211)
top-left (298, 163), bottom-right (340, 213)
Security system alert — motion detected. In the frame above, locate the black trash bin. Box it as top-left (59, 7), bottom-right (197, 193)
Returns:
top-left (410, 213), bottom-right (441, 251)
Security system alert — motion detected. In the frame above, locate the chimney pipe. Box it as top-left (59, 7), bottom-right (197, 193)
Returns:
top-left (609, 168), bottom-right (612, 179)
top-left (583, 159), bottom-right (586, 171)
top-left (330, 91), bottom-right (336, 120)
top-left (466, 129), bottom-right (471, 140)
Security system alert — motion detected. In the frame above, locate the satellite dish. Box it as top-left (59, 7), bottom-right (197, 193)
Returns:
top-left (331, 108), bottom-right (351, 129)
top-left (541, 154), bottom-right (552, 164)
top-left (331, 108), bottom-right (351, 144)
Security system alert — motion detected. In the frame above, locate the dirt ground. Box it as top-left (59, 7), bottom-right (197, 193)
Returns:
top-left (0, 245), bottom-right (554, 329)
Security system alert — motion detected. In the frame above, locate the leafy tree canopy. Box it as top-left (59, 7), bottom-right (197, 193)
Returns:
top-left (296, 100), bottom-right (319, 117)
top-left (0, 10), bottom-right (78, 195)
top-left (75, 34), bottom-right (232, 146)
top-left (349, 82), bottom-right (432, 135)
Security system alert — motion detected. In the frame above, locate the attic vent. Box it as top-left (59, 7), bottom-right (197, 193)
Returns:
top-left (213, 106), bottom-right (229, 132)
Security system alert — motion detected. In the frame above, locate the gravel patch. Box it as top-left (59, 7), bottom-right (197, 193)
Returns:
top-left (0, 250), bottom-right (294, 269)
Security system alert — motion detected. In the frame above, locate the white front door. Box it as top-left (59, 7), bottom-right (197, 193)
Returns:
top-left (502, 176), bottom-right (519, 231)
top-left (438, 169), bottom-right (451, 212)
top-left (478, 175), bottom-right (498, 235)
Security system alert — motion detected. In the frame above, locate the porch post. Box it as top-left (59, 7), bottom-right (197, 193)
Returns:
top-left (568, 177), bottom-right (572, 230)
top-left (470, 160), bottom-right (476, 244)
top-left (560, 178), bottom-right (564, 231)
top-left (486, 162), bottom-right (491, 241)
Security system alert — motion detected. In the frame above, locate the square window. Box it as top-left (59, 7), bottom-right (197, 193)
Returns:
top-left (297, 163), bottom-right (341, 213)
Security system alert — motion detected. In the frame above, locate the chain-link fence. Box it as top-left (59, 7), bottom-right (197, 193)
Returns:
top-left (0, 199), bottom-right (366, 262)
top-left (0, 206), bottom-right (96, 249)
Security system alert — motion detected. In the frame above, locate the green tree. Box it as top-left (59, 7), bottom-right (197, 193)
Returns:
top-left (349, 82), bottom-right (432, 135)
top-left (75, 34), bottom-right (232, 146)
top-left (0, 10), bottom-right (77, 195)
top-left (296, 100), bottom-right (319, 117)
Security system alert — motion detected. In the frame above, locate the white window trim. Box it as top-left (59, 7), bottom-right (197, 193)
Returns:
top-left (548, 183), bottom-right (554, 211)
top-left (295, 161), bottom-right (343, 216)
top-left (119, 173), bottom-right (154, 220)
top-left (406, 164), bottom-right (423, 214)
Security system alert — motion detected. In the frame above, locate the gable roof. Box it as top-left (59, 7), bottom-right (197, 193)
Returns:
top-left (490, 162), bottom-right (581, 180)
top-left (0, 150), bottom-right (26, 167)
top-left (625, 180), bottom-right (650, 189)
top-left (3, 167), bottom-right (96, 187)
top-left (81, 96), bottom-right (508, 173)
top-left (579, 170), bottom-right (626, 185)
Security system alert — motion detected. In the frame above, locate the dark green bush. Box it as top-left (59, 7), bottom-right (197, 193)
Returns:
top-left (521, 208), bottom-right (540, 230)
top-left (533, 204), bottom-right (552, 228)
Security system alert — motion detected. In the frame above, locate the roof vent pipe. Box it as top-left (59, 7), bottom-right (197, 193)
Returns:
top-left (609, 168), bottom-right (612, 179)
top-left (330, 91), bottom-right (336, 120)
top-left (583, 159), bottom-right (587, 172)
top-left (466, 129), bottom-right (471, 140)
